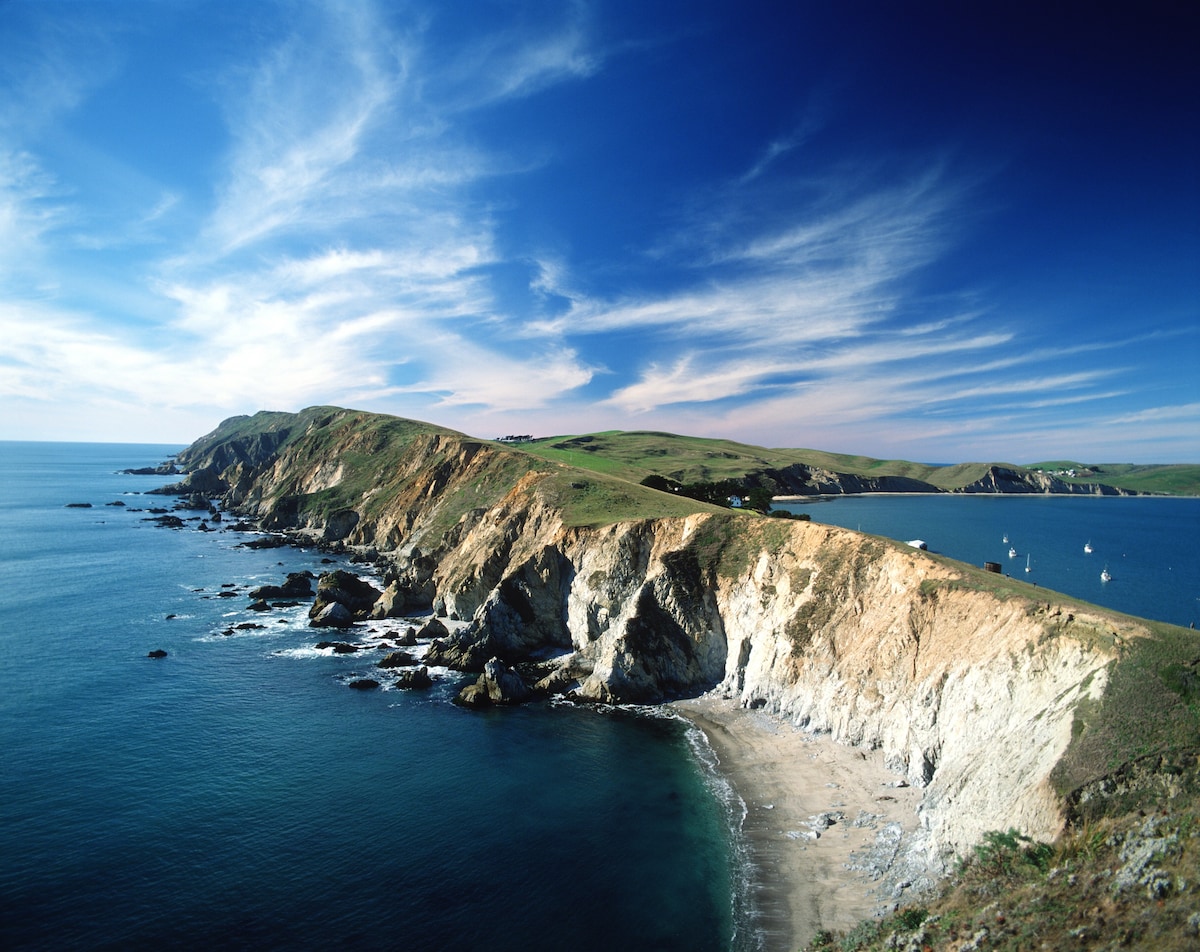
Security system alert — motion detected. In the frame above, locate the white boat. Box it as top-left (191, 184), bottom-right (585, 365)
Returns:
top-left (906, 539), bottom-right (928, 550)
top-left (1009, 546), bottom-right (1017, 558)
top-left (1003, 533), bottom-right (1009, 543)
top-left (1084, 541), bottom-right (1093, 554)
top-left (1025, 554), bottom-right (1031, 573)
top-left (1101, 564), bottom-right (1111, 582)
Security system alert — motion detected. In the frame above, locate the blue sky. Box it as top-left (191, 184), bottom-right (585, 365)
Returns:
top-left (1, 0), bottom-right (1197, 462)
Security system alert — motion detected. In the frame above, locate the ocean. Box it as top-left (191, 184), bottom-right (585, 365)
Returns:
top-left (0, 443), bottom-right (755, 952)
top-left (774, 493), bottom-right (1200, 629)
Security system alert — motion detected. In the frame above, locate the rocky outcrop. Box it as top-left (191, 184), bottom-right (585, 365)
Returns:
top-left (455, 657), bottom-right (533, 707)
top-left (248, 571), bottom-right (315, 600)
top-left (953, 465), bottom-right (1133, 495)
top-left (394, 666), bottom-right (433, 690)
top-left (157, 407), bottom-right (1184, 875)
top-left (308, 570), bottom-right (381, 623)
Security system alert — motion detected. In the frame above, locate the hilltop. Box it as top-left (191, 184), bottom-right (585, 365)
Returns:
top-left (160, 406), bottom-right (1200, 949)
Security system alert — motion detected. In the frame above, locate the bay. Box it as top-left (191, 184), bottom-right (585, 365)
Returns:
top-left (0, 443), bottom-right (756, 951)
top-left (773, 494), bottom-right (1200, 629)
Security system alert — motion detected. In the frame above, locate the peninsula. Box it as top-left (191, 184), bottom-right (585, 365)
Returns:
top-left (155, 406), bottom-right (1200, 950)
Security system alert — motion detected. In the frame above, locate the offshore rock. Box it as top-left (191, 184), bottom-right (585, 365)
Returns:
top-left (377, 650), bottom-right (418, 669)
top-left (308, 569), bottom-right (381, 622)
top-left (394, 666), bottom-right (433, 690)
top-left (416, 617), bottom-right (450, 642)
top-left (249, 571), bottom-right (315, 600)
top-left (455, 657), bottom-right (532, 707)
top-left (310, 602), bottom-right (354, 629)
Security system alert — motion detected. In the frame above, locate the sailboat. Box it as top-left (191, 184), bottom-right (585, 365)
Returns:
top-left (1084, 541), bottom-right (1093, 554)
top-left (1009, 546), bottom-right (1018, 559)
top-left (1025, 554), bottom-right (1031, 573)
top-left (1101, 564), bottom-right (1112, 583)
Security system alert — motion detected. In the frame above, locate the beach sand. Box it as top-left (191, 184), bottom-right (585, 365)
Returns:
top-left (673, 695), bottom-right (924, 951)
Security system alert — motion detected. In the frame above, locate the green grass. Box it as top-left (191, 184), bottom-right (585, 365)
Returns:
top-left (536, 469), bottom-right (733, 528)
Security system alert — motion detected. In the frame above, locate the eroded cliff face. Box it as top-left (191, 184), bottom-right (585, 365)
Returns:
top-left (170, 412), bottom-right (1146, 868)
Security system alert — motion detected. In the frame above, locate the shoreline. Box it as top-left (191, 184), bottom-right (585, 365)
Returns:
top-left (673, 695), bottom-right (924, 951)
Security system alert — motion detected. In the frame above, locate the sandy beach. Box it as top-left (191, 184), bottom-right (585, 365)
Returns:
top-left (673, 695), bottom-right (925, 951)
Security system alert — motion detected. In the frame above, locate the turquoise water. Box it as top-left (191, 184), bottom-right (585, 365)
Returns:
top-left (0, 443), bottom-right (755, 951)
top-left (775, 494), bottom-right (1200, 629)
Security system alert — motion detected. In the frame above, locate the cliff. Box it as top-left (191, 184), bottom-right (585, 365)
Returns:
top-left (163, 407), bottom-right (1198, 876)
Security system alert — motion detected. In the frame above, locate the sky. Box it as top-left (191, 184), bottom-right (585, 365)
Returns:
top-left (1, 0), bottom-right (1197, 462)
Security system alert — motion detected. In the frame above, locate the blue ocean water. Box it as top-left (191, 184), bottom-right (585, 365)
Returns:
top-left (0, 443), bottom-right (756, 952)
top-left (774, 494), bottom-right (1200, 629)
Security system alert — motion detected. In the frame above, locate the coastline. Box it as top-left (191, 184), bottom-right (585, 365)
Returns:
top-left (673, 695), bottom-right (924, 951)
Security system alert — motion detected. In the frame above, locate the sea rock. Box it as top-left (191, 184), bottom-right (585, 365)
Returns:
top-left (417, 617), bottom-right (450, 641)
top-left (242, 535), bottom-right (288, 549)
top-left (308, 569), bottom-right (381, 623)
top-left (377, 650), bottom-right (418, 669)
top-left (455, 657), bottom-right (532, 707)
top-left (348, 678), bottom-right (380, 690)
top-left (66, 502), bottom-right (93, 508)
top-left (394, 666), bottom-right (433, 690)
top-left (396, 627), bottom-right (418, 646)
top-left (364, 583), bottom-right (412, 619)
top-left (249, 571), bottom-right (315, 600)
top-left (315, 641), bottom-right (359, 653)
top-left (122, 462), bottom-right (179, 476)
top-left (310, 602), bottom-right (354, 629)
top-left (147, 649), bottom-right (168, 658)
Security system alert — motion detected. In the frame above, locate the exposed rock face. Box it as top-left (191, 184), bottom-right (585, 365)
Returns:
top-left (160, 407), bottom-right (1176, 873)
